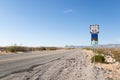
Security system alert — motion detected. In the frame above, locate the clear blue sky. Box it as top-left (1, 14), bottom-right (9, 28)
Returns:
top-left (0, 0), bottom-right (120, 47)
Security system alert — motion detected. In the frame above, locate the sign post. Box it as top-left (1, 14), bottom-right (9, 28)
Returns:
top-left (90, 24), bottom-right (99, 65)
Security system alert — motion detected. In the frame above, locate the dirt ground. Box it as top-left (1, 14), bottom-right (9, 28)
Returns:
top-left (84, 50), bottom-right (120, 80)
top-left (1, 49), bottom-right (120, 80)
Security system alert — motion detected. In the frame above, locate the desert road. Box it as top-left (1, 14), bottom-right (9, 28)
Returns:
top-left (0, 49), bottom-right (75, 78)
top-left (0, 49), bottom-right (114, 80)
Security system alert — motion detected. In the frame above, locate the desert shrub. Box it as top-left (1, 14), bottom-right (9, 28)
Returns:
top-left (110, 48), bottom-right (120, 62)
top-left (96, 48), bottom-right (120, 62)
top-left (7, 46), bottom-right (27, 52)
top-left (91, 54), bottom-right (105, 63)
top-left (96, 48), bottom-right (104, 54)
top-left (45, 47), bottom-right (58, 50)
top-left (84, 47), bottom-right (120, 62)
top-left (82, 48), bottom-right (93, 50)
top-left (38, 47), bottom-right (46, 51)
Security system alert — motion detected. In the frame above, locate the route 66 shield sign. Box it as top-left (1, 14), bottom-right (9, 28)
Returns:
top-left (90, 25), bottom-right (99, 34)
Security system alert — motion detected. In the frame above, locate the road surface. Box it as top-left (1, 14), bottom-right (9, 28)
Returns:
top-left (0, 49), bottom-right (114, 80)
top-left (0, 49), bottom-right (75, 78)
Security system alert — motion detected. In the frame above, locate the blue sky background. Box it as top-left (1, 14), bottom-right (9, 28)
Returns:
top-left (0, 0), bottom-right (120, 47)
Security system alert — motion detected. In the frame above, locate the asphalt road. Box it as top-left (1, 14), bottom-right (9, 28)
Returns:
top-left (0, 49), bottom-right (75, 78)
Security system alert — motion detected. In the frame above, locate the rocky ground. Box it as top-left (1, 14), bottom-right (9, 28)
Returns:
top-left (1, 49), bottom-right (120, 80)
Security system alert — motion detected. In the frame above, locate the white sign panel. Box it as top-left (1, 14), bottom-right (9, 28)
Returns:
top-left (91, 40), bottom-right (98, 45)
top-left (90, 25), bottom-right (99, 34)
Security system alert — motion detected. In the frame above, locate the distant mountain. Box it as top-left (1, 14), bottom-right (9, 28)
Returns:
top-left (98, 44), bottom-right (120, 48)
top-left (66, 44), bottom-right (120, 48)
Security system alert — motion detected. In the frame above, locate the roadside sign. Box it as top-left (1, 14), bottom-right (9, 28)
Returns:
top-left (91, 34), bottom-right (98, 41)
top-left (90, 24), bottom-right (99, 34)
top-left (91, 40), bottom-right (98, 45)
top-left (90, 24), bottom-right (99, 65)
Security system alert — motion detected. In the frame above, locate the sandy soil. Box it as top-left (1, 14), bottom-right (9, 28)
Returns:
top-left (84, 50), bottom-right (120, 80)
top-left (1, 49), bottom-right (119, 80)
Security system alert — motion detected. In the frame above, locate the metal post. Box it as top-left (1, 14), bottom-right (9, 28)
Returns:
top-left (93, 45), bottom-right (96, 65)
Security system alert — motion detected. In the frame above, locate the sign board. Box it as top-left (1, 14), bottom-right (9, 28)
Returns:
top-left (91, 40), bottom-right (98, 45)
top-left (91, 34), bottom-right (98, 45)
top-left (91, 34), bottom-right (98, 41)
top-left (90, 25), bottom-right (99, 34)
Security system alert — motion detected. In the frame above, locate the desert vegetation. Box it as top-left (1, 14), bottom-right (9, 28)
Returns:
top-left (83, 47), bottom-right (120, 62)
top-left (6, 46), bottom-right (28, 52)
top-left (0, 45), bottom-right (61, 53)
top-left (91, 54), bottom-right (105, 63)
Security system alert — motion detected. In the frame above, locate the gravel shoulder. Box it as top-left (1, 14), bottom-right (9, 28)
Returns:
top-left (1, 49), bottom-right (116, 80)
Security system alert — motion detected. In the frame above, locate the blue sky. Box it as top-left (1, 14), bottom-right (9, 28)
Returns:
top-left (0, 0), bottom-right (120, 47)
